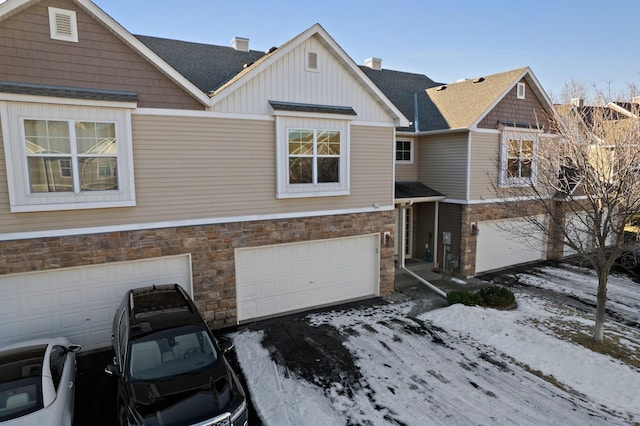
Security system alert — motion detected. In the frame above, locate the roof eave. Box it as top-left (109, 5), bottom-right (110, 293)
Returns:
top-left (73, 0), bottom-right (211, 107)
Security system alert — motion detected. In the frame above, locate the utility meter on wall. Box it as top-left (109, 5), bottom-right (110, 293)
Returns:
top-left (442, 232), bottom-right (451, 245)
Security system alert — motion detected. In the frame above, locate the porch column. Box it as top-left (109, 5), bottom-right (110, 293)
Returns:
top-left (433, 201), bottom-right (439, 268)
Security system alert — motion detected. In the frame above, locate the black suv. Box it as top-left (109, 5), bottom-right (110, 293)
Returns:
top-left (105, 284), bottom-right (247, 426)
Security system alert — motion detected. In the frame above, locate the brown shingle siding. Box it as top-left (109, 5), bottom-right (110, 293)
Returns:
top-left (478, 80), bottom-right (549, 129)
top-left (0, 0), bottom-right (203, 110)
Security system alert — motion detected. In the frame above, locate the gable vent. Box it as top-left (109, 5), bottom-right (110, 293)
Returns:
top-left (306, 51), bottom-right (318, 71)
top-left (48, 7), bottom-right (78, 42)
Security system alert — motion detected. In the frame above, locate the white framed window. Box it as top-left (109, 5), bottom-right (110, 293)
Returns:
top-left (499, 127), bottom-right (539, 187)
top-left (517, 82), bottom-right (526, 99)
top-left (395, 140), bottom-right (413, 163)
top-left (48, 7), bottom-right (78, 43)
top-left (276, 116), bottom-right (349, 198)
top-left (1, 102), bottom-right (136, 212)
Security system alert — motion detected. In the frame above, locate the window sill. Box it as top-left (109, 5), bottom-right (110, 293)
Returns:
top-left (10, 199), bottom-right (136, 213)
top-left (276, 189), bottom-right (349, 199)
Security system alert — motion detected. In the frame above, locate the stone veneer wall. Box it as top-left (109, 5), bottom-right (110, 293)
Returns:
top-left (0, 211), bottom-right (395, 328)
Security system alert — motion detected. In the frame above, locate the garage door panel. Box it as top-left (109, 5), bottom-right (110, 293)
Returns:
top-left (236, 234), bottom-right (379, 322)
top-left (476, 217), bottom-right (547, 274)
top-left (0, 255), bottom-right (191, 351)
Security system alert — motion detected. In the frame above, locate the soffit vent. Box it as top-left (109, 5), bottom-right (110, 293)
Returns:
top-left (48, 7), bottom-right (78, 43)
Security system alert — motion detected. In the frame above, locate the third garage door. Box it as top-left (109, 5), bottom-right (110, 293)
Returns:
top-left (235, 234), bottom-right (379, 322)
top-left (475, 217), bottom-right (547, 274)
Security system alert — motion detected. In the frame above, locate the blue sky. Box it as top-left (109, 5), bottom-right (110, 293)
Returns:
top-left (91, 0), bottom-right (639, 101)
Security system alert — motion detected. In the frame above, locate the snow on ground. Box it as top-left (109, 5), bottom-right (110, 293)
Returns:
top-left (513, 264), bottom-right (640, 325)
top-left (230, 265), bottom-right (640, 425)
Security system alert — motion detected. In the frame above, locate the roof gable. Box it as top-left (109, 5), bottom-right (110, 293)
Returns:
top-left (0, 0), bottom-right (211, 106)
top-left (422, 67), bottom-right (553, 132)
top-left (208, 23), bottom-right (410, 126)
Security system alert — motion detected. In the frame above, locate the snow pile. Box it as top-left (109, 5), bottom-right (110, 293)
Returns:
top-left (231, 265), bottom-right (640, 425)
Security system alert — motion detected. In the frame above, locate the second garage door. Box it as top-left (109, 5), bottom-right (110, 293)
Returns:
top-left (235, 234), bottom-right (379, 322)
top-left (475, 217), bottom-right (547, 274)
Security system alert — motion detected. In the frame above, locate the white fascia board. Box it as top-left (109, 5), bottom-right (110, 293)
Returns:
top-left (76, 0), bottom-right (210, 107)
top-left (0, 205), bottom-right (395, 242)
top-left (607, 102), bottom-right (639, 119)
top-left (0, 0), bottom-right (35, 21)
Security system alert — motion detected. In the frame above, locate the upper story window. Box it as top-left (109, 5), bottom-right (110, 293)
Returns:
top-left (288, 129), bottom-right (340, 184)
top-left (395, 140), bottom-right (413, 163)
top-left (25, 120), bottom-right (118, 193)
top-left (1, 101), bottom-right (136, 212)
top-left (275, 116), bottom-right (350, 198)
top-left (499, 127), bottom-right (539, 187)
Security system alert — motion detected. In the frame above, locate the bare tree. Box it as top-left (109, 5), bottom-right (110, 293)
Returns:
top-left (493, 85), bottom-right (640, 344)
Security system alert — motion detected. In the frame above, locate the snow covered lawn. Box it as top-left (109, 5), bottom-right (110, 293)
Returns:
top-left (230, 264), bottom-right (640, 425)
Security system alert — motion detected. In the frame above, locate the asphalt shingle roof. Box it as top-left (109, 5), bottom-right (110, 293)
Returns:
top-left (422, 67), bottom-right (528, 131)
top-left (0, 81), bottom-right (138, 102)
top-left (360, 67), bottom-right (440, 132)
top-left (135, 35), bottom-right (267, 93)
top-left (395, 181), bottom-right (445, 199)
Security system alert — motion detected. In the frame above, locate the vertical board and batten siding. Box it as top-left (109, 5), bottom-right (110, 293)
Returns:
top-left (395, 137), bottom-right (418, 182)
top-left (0, 115), bottom-right (394, 234)
top-left (211, 35), bottom-right (392, 123)
top-left (468, 131), bottom-right (500, 200)
top-left (0, 0), bottom-right (202, 110)
top-left (417, 133), bottom-right (468, 200)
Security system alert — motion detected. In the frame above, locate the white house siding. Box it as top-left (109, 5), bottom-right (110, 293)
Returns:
top-left (211, 35), bottom-right (392, 123)
top-left (468, 131), bottom-right (500, 200)
top-left (417, 133), bottom-right (468, 200)
top-left (0, 114), bottom-right (395, 235)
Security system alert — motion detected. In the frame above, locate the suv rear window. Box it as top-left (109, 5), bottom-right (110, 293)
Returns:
top-left (129, 325), bottom-right (219, 380)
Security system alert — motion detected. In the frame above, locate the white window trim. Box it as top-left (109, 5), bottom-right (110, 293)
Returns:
top-left (395, 139), bottom-right (413, 164)
top-left (499, 127), bottom-right (539, 188)
top-left (48, 7), bottom-right (78, 43)
top-left (516, 82), bottom-right (526, 99)
top-left (1, 101), bottom-right (136, 212)
top-left (275, 116), bottom-right (349, 198)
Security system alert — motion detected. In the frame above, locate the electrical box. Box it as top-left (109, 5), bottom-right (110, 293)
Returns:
top-left (442, 232), bottom-right (451, 245)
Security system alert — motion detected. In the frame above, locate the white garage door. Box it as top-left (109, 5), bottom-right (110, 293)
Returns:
top-left (236, 234), bottom-right (379, 322)
top-left (0, 255), bottom-right (191, 351)
top-left (476, 217), bottom-right (547, 274)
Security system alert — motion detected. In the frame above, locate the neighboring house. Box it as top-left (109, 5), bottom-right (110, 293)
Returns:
top-left (0, 0), bottom-right (408, 351)
top-left (363, 63), bottom-right (557, 277)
